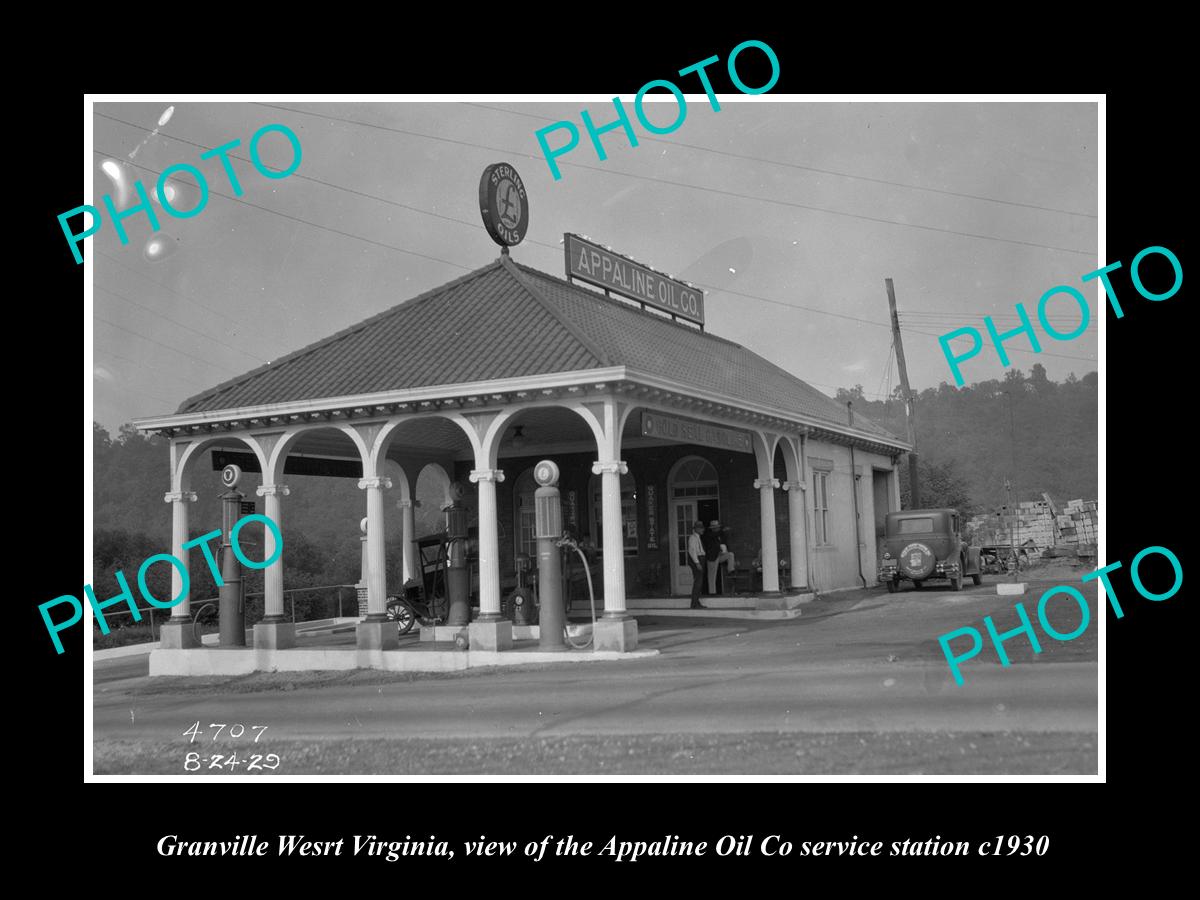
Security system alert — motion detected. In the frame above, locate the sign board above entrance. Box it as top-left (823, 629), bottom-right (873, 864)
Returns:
top-left (641, 411), bottom-right (752, 454)
top-left (565, 233), bottom-right (705, 326)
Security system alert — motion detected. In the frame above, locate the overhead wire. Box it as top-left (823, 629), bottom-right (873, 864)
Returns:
top-left (99, 346), bottom-right (220, 388)
top-left (903, 309), bottom-right (1093, 320)
top-left (93, 380), bottom-right (179, 405)
top-left (904, 326), bottom-right (1096, 363)
top-left (94, 246), bottom-right (292, 321)
top-left (901, 318), bottom-right (1096, 336)
top-left (462, 102), bottom-right (1099, 219)
top-left (95, 283), bottom-right (267, 363)
top-left (91, 110), bottom-right (1098, 392)
top-left (95, 111), bottom-right (504, 245)
top-left (96, 111), bottom-right (1093, 334)
top-left (92, 148), bottom-right (474, 274)
top-left (94, 314), bottom-right (243, 373)
top-left (901, 312), bottom-right (1098, 329)
top-left (92, 130), bottom-right (896, 332)
top-left (875, 338), bottom-right (896, 402)
top-left (250, 102), bottom-right (1095, 257)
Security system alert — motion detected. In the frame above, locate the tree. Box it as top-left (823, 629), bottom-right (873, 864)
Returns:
top-left (836, 364), bottom-right (1097, 509)
top-left (899, 458), bottom-right (975, 517)
top-left (92, 529), bottom-right (174, 632)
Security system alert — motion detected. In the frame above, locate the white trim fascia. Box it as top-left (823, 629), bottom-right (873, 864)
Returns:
top-left (134, 367), bottom-right (630, 431)
top-left (624, 369), bottom-right (911, 452)
top-left (134, 363), bottom-right (910, 453)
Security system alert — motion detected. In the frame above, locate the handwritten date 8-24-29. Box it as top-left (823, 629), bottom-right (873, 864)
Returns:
top-left (184, 751), bottom-right (280, 772)
top-left (181, 722), bottom-right (279, 772)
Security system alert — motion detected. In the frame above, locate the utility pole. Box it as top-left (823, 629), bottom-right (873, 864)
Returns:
top-left (885, 278), bottom-right (920, 508)
top-left (1007, 387), bottom-right (1020, 580)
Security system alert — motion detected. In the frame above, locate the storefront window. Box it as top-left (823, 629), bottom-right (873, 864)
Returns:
top-left (813, 469), bottom-right (831, 545)
top-left (590, 471), bottom-right (638, 556)
top-left (514, 468), bottom-right (537, 561)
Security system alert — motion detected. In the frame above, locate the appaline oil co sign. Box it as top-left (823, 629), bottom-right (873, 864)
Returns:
top-left (566, 233), bottom-right (705, 326)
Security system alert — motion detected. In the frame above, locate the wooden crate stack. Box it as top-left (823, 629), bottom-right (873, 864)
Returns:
top-left (966, 494), bottom-right (1098, 556)
top-left (1057, 498), bottom-right (1098, 548)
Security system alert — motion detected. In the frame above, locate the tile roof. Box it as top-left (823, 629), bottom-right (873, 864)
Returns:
top-left (175, 256), bottom-right (902, 444)
top-left (513, 263), bottom-right (899, 441)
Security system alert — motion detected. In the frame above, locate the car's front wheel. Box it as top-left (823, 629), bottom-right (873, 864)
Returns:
top-left (386, 599), bottom-right (416, 635)
top-left (950, 571), bottom-right (964, 591)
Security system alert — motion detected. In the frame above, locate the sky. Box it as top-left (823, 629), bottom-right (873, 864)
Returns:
top-left (89, 99), bottom-right (1098, 432)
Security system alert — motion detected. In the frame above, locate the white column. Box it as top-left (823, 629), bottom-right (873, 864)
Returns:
top-left (755, 477), bottom-right (781, 593)
top-left (256, 484), bottom-right (289, 621)
top-left (782, 481), bottom-right (809, 590)
top-left (469, 468), bottom-right (505, 619)
top-left (163, 490), bottom-right (197, 618)
top-left (357, 476), bottom-right (392, 618)
top-left (397, 498), bottom-right (418, 584)
top-left (593, 460), bottom-right (629, 617)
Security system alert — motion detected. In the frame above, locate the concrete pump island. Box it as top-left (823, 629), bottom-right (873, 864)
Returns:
top-left (130, 160), bottom-right (910, 679)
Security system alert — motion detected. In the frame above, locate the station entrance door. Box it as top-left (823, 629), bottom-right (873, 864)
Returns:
top-left (668, 456), bottom-right (720, 595)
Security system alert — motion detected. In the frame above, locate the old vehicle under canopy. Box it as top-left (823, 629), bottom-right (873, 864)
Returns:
top-left (878, 509), bottom-right (982, 593)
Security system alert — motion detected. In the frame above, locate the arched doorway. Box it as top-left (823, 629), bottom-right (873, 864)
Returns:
top-left (667, 455), bottom-right (720, 595)
top-left (415, 463), bottom-right (452, 537)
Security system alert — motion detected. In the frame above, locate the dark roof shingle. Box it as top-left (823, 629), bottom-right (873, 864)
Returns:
top-left (174, 257), bottom-right (901, 444)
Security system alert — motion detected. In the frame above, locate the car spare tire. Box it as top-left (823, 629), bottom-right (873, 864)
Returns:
top-left (898, 542), bottom-right (936, 580)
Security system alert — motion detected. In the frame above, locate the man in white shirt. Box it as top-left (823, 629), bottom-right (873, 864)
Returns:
top-left (687, 520), bottom-right (706, 609)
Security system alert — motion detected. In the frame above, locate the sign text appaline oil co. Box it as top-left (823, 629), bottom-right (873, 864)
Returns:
top-left (565, 233), bottom-right (705, 326)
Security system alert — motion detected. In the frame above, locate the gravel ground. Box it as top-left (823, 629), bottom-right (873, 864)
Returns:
top-left (95, 730), bottom-right (1095, 776)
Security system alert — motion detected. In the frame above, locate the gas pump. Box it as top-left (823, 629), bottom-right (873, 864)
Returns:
top-left (509, 553), bottom-right (537, 626)
top-left (444, 481), bottom-right (470, 627)
top-left (534, 460), bottom-right (566, 651)
top-left (218, 464), bottom-right (246, 647)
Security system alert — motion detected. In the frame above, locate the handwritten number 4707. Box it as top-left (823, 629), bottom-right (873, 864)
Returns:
top-left (182, 722), bottom-right (269, 743)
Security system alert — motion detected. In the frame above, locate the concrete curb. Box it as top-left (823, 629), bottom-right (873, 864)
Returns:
top-left (94, 632), bottom-right (221, 661)
top-left (94, 619), bottom-right (356, 661)
top-left (636, 609), bottom-right (802, 620)
top-left (625, 593), bottom-right (813, 610)
top-left (148, 643), bottom-right (659, 676)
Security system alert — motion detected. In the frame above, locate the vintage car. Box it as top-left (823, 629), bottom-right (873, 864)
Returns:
top-left (878, 509), bottom-right (982, 592)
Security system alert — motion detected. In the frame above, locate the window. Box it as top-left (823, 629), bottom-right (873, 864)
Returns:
top-left (513, 469), bottom-right (537, 561)
top-left (590, 470), bottom-right (639, 556)
top-left (898, 517), bottom-right (934, 534)
top-left (813, 470), bottom-right (831, 545)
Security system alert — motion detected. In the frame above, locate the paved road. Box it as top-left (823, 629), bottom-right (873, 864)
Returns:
top-left (93, 577), bottom-right (1099, 774)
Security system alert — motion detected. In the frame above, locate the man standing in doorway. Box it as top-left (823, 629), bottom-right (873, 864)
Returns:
top-left (703, 519), bottom-right (724, 595)
top-left (688, 520), bottom-right (707, 609)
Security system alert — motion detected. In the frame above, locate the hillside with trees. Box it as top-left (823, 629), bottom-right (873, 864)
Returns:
top-left (836, 364), bottom-right (1098, 515)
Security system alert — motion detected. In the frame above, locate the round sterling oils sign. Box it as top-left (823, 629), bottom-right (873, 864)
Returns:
top-left (479, 162), bottom-right (528, 247)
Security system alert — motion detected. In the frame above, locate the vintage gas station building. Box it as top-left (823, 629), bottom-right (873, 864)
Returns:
top-left (137, 234), bottom-right (907, 665)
